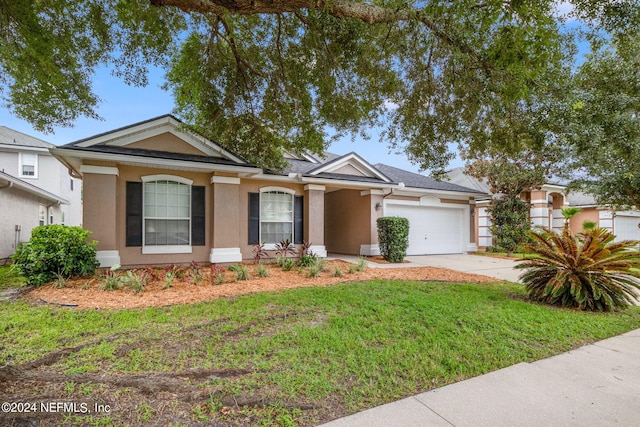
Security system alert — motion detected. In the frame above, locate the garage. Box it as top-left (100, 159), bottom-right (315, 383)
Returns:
top-left (614, 214), bottom-right (640, 241)
top-left (384, 203), bottom-right (465, 255)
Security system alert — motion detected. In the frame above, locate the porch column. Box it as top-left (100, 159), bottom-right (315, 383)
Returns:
top-left (210, 176), bottom-right (242, 263)
top-left (80, 165), bottom-right (120, 267)
top-left (359, 190), bottom-right (384, 256)
top-left (304, 184), bottom-right (327, 257)
top-left (530, 190), bottom-right (550, 229)
top-left (550, 193), bottom-right (567, 233)
top-left (476, 200), bottom-right (492, 249)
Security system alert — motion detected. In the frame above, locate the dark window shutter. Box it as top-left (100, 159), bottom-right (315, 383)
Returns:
top-left (191, 186), bottom-right (205, 246)
top-left (294, 195), bottom-right (303, 244)
top-left (126, 182), bottom-right (142, 247)
top-left (248, 192), bottom-right (260, 244)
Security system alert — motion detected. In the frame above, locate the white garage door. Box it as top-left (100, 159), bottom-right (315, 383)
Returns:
top-left (384, 204), bottom-right (464, 255)
top-left (614, 215), bottom-right (640, 241)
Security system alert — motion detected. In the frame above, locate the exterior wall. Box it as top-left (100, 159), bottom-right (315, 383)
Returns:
top-left (83, 172), bottom-right (118, 253)
top-left (569, 208), bottom-right (600, 234)
top-left (127, 132), bottom-right (208, 156)
top-left (0, 186), bottom-right (60, 258)
top-left (115, 165), bottom-right (213, 266)
top-left (324, 189), bottom-right (374, 255)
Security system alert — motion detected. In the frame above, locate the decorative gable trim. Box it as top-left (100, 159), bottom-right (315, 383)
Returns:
top-left (307, 152), bottom-right (391, 182)
top-left (72, 115), bottom-right (246, 164)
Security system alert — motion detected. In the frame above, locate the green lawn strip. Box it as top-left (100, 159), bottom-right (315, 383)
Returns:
top-left (2, 280), bottom-right (640, 425)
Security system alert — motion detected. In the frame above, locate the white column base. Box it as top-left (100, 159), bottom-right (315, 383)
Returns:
top-left (210, 247), bottom-right (243, 263)
top-left (96, 250), bottom-right (121, 268)
top-left (360, 244), bottom-right (380, 256)
top-left (466, 243), bottom-right (478, 253)
top-left (308, 245), bottom-right (327, 258)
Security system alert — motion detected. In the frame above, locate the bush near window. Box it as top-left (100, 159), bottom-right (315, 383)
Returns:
top-left (12, 225), bottom-right (100, 286)
top-left (516, 227), bottom-right (640, 311)
top-left (377, 217), bottom-right (409, 263)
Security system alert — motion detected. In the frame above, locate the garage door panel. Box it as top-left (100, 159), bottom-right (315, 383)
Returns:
top-left (614, 216), bottom-right (640, 241)
top-left (385, 204), bottom-right (464, 255)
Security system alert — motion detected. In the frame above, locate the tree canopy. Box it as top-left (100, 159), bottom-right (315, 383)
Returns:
top-left (0, 0), bottom-right (638, 174)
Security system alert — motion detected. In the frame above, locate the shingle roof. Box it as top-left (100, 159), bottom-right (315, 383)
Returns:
top-left (567, 191), bottom-right (597, 207)
top-left (445, 167), bottom-right (491, 193)
top-left (375, 163), bottom-right (487, 193)
top-left (0, 126), bottom-right (53, 149)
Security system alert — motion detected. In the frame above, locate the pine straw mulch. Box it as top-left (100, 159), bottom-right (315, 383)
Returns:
top-left (26, 260), bottom-right (495, 311)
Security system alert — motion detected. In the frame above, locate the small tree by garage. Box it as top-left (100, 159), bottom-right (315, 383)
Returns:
top-left (377, 217), bottom-right (410, 263)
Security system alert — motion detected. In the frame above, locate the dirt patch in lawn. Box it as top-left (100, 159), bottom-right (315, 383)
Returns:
top-left (26, 260), bottom-right (494, 310)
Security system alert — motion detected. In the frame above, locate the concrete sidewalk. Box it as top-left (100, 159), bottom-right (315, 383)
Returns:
top-left (319, 328), bottom-right (640, 427)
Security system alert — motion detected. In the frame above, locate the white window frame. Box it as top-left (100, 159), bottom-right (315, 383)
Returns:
top-left (141, 174), bottom-right (193, 254)
top-left (38, 204), bottom-right (46, 226)
top-left (19, 153), bottom-right (38, 178)
top-left (259, 186), bottom-right (295, 249)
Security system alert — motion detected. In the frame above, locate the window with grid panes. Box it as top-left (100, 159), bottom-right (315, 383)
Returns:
top-left (260, 191), bottom-right (293, 243)
top-left (144, 180), bottom-right (191, 246)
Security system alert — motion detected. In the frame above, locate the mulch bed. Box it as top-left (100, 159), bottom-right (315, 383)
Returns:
top-left (26, 260), bottom-right (495, 310)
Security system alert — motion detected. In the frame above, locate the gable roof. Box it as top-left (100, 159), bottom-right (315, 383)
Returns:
top-left (64, 115), bottom-right (247, 164)
top-left (307, 152), bottom-right (392, 182)
top-left (0, 126), bottom-right (53, 150)
top-left (376, 164), bottom-right (487, 194)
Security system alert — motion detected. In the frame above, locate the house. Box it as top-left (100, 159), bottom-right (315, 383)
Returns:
top-left (446, 167), bottom-right (640, 249)
top-left (0, 127), bottom-right (82, 259)
top-left (51, 115), bottom-right (485, 267)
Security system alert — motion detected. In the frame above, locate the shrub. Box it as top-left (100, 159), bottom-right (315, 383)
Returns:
top-left (306, 258), bottom-right (326, 278)
top-left (355, 256), bottom-right (367, 272)
top-left (119, 269), bottom-right (150, 293)
top-left (333, 267), bottom-right (343, 277)
top-left (12, 225), bottom-right (100, 286)
top-left (487, 196), bottom-right (530, 256)
top-left (255, 264), bottom-right (269, 278)
top-left (229, 264), bottom-right (251, 280)
top-left (275, 239), bottom-right (296, 258)
top-left (102, 265), bottom-right (122, 291)
top-left (252, 243), bottom-right (269, 264)
top-left (582, 220), bottom-right (597, 230)
top-left (281, 258), bottom-right (295, 271)
top-left (516, 227), bottom-right (640, 311)
top-left (210, 265), bottom-right (226, 285)
top-left (376, 217), bottom-right (409, 263)
top-left (187, 261), bottom-right (204, 285)
top-left (297, 254), bottom-right (317, 267)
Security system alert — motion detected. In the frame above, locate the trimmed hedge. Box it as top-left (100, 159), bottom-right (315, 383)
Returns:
top-left (12, 225), bottom-right (100, 286)
top-left (377, 217), bottom-right (410, 263)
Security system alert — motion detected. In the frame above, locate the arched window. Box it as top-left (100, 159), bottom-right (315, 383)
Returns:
top-left (142, 175), bottom-right (192, 253)
top-left (260, 187), bottom-right (294, 244)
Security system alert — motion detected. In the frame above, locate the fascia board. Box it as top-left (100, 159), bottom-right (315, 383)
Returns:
top-left (51, 148), bottom-right (261, 175)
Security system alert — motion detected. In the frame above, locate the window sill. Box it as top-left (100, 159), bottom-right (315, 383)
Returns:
top-left (142, 245), bottom-right (192, 255)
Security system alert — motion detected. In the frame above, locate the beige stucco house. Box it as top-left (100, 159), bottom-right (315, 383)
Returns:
top-left (52, 115), bottom-right (484, 267)
top-left (446, 167), bottom-right (640, 250)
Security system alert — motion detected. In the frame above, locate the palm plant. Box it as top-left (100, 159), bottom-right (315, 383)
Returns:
top-left (516, 227), bottom-right (640, 311)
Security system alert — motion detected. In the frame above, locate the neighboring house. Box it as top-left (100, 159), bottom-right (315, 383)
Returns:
top-left (446, 167), bottom-right (640, 249)
top-left (568, 192), bottom-right (640, 241)
top-left (52, 115), bottom-right (485, 267)
top-left (0, 126), bottom-right (82, 259)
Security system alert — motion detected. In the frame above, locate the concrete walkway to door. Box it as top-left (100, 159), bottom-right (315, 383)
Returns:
top-left (328, 253), bottom-right (523, 282)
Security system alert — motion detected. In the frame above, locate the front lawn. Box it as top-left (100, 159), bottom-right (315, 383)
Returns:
top-left (2, 280), bottom-right (640, 426)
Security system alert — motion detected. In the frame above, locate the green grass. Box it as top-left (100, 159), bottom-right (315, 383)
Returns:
top-left (2, 280), bottom-right (640, 425)
top-left (0, 264), bottom-right (27, 290)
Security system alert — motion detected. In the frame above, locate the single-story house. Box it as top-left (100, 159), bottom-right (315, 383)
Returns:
top-left (52, 115), bottom-right (485, 267)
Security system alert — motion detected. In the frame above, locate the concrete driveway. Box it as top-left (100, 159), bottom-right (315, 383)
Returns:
top-left (405, 254), bottom-right (523, 282)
